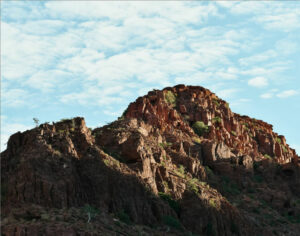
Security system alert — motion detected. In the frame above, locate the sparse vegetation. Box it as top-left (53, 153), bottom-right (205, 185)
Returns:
top-left (117, 210), bottom-right (131, 225)
top-left (159, 192), bottom-right (180, 214)
top-left (192, 121), bottom-right (209, 136)
top-left (33, 118), bottom-right (39, 127)
top-left (221, 177), bottom-right (240, 195)
top-left (162, 181), bottom-right (170, 191)
top-left (282, 145), bottom-right (288, 153)
top-left (212, 116), bottom-right (222, 124)
top-left (83, 204), bottom-right (100, 223)
top-left (184, 115), bottom-right (190, 120)
top-left (164, 90), bottom-right (177, 107)
top-left (174, 165), bottom-right (185, 178)
top-left (159, 142), bottom-right (172, 149)
top-left (231, 131), bottom-right (237, 136)
top-left (205, 222), bottom-right (216, 236)
top-left (275, 137), bottom-right (281, 144)
top-left (187, 178), bottom-right (200, 194)
top-left (205, 166), bottom-right (214, 177)
top-left (253, 174), bottom-right (263, 183)
top-left (209, 199), bottom-right (217, 208)
top-left (224, 102), bottom-right (229, 109)
top-left (53, 150), bottom-right (62, 157)
top-left (162, 215), bottom-right (182, 230)
top-left (212, 98), bottom-right (220, 107)
top-left (192, 136), bottom-right (202, 144)
top-left (264, 154), bottom-right (272, 159)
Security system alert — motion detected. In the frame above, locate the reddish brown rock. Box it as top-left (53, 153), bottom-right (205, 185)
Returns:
top-left (1, 85), bottom-right (299, 236)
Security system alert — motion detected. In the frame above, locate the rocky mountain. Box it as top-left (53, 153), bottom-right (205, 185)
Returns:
top-left (1, 84), bottom-right (300, 236)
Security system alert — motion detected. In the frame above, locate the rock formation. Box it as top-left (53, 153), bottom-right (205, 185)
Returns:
top-left (1, 85), bottom-right (300, 236)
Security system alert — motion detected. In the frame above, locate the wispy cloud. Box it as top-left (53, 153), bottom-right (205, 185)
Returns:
top-left (276, 90), bottom-right (298, 98)
top-left (248, 77), bottom-right (268, 88)
top-left (1, 1), bottom-right (300, 153)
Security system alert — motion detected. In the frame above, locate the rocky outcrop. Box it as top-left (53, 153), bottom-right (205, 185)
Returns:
top-left (1, 85), bottom-right (300, 236)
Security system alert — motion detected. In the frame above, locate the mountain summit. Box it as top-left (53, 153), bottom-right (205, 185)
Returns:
top-left (1, 84), bottom-right (300, 236)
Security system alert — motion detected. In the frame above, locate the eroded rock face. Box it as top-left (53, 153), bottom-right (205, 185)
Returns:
top-left (1, 85), bottom-right (300, 236)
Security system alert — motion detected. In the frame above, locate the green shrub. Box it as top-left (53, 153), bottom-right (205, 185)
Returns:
top-left (174, 165), bottom-right (185, 178)
top-left (159, 142), bottom-right (172, 149)
top-left (275, 137), bottom-right (281, 144)
top-left (33, 118), bottom-right (39, 127)
top-left (192, 137), bottom-right (202, 144)
top-left (192, 121), bottom-right (209, 136)
top-left (205, 222), bottom-right (216, 236)
top-left (165, 91), bottom-right (177, 106)
top-left (231, 131), bottom-right (237, 136)
top-left (83, 204), bottom-right (100, 223)
top-left (212, 98), bottom-right (220, 107)
top-left (230, 222), bottom-right (240, 235)
top-left (282, 145), bottom-right (288, 153)
top-left (212, 116), bottom-right (222, 124)
top-left (162, 215), bottom-right (182, 230)
top-left (159, 192), bottom-right (180, 214)
top-left (253, 161), bottom-right (260, 170)
top-left (253, 174), bottom-right (263, 183)
top-left (117, 210), bottom-right (131, 224)
top-left (264, 154), bottom-right (272, 159)
top-left (187, 178), bottom-right (199, 194)
top-left (205, 166), bottom-right (214, 177)
top-left (209, 199), bottom-right (217, 208)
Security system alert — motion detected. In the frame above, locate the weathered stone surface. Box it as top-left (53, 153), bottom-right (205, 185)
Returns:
top-left (1, 85), bottom-right (299, 236)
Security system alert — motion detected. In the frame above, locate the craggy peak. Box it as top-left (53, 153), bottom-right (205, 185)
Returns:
top-left (1, 84), bottom-right (300, 236)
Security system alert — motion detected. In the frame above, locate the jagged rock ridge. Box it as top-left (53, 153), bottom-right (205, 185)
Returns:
top-left (1, 84), bottom-right (300, 236)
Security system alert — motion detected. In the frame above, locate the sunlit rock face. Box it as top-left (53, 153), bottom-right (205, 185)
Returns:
top-left (1, 85), bottom-right (299, 236)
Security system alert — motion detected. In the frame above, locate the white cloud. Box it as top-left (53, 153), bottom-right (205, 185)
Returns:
top-left (255, 12), bottom-right (300, 32)
top-left (260, 93), bottom-right (273, 99)
top-left (248, 77), bottom-right (268, 88)
top-left (276, 90), bottom-right (298, 98)
top-left (216, 88), bottom-right (239, 99)
top-left (26, 70), bottom-right (73, 92)
top-left (239, 50), bottom-right (277, 66)
top-left (1, 88), bottom-right (31, 107)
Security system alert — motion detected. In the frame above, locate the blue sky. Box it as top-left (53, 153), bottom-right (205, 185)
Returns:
top-left (1, 1), bottom-right (300, 153)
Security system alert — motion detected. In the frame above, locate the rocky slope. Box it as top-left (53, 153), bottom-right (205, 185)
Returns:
top-left (1, 84), bottom-right (300, 236)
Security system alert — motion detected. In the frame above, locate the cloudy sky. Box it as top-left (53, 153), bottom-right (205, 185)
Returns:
top-left (1, 1), bottom-right (300, 153)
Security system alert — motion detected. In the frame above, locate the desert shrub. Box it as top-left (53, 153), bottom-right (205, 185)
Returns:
top-left (164, 91), bottom-right (177, 106)
top-left (162, 215), bottom-right (182, 230)
top-left (209, 199), bottom-right (217, 208)
top-left (275, 137), bottom-right (281, 144)
top-left (212, 98), bottom-right (220, 107)
top-left (192, 121), bottom-right (209, 136)
top-left (253, 174), bottom-right (263, 183)
top-left (230, 222), bottom-right (240, 235)
top-left (192, 137), bottom-right (202, 144)
top-left (224, 102), bottom-right (229, 109)
top-left (174, 165), bottom-right (185, 178)
top-left (159, 192), bottom-right (180, 214)
top-left (253, 161), bottom-right (260, 170)
top-left (212, 116), bottom-right (222, 124)
top-left (159, 142), bottom-right (172, 149)
top-left (117, 210), bottom-right (131, 224)
top-left (231, 131), bottom-right (237, 136)
top-left (83, 204), bottom-right (100, 223)
top-left (187, 178), bottom-right (199, 194)
top-left (282, 145), bottom-right (288, 153)
top-left (33, 118), bottom-right (39, 127)
top-left (205, 222), bottom-right (216, 236)
top-left (264, 154), bottom-right (272, 159)
top-left (205, 166), bottom-right (214, 177)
